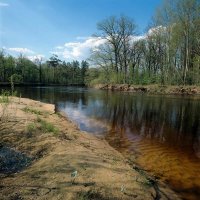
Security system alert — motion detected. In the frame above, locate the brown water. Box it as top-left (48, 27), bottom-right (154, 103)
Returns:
top-left (13, 86), bottom-right (200, 200)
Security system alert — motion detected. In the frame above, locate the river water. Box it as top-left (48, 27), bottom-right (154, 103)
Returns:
top-left (13, 86), bottom-right (200, 199)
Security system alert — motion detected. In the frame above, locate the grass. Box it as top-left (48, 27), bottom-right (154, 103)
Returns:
top-left (26, 118), bottom-right (59, 135)
top-left (22, 107), bottom-right (43, 115)
top-left (0, 90), bottom-right (10, 103)
top-left (0, 90), bottom-right (11, 122)
top-left (0, 89), bottom-right (20, 122)
top-left (27, 123), bottom-right (37, 133)
top-left (37, 117), bottom-right (59, 135)
top-left (22, 106), bottom-right (49, 118)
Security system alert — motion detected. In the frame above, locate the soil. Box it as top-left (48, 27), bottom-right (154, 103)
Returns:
top-left (0, 97), bottom-right (181, 200)
top-left (94, 84), bottom-right (200, 96)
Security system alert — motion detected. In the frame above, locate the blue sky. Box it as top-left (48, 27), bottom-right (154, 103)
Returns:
top-left (0, 0), bottom-right (162, 61)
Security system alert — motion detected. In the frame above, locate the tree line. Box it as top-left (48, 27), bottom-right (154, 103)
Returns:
top-left (90, 0), bottom-right (200, 85)
top-left (0, 0), bottom-right (199, 86)
top-left (0, 52), bottom-right (89, 85)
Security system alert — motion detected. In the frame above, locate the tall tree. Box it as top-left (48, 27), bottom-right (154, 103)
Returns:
top-left (47, 54), bottom-right (61, 83)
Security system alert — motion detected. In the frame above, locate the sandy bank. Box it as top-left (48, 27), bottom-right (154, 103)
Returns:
top-left (0, 97), bottom-right (180, 200)
top-left (94, 84), bottom-right (200, 96)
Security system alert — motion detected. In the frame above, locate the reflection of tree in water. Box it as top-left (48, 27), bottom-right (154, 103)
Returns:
top-left (93, 92), bottom-right (200, 157)
top-left (16, 87), bottom-right (200, 157)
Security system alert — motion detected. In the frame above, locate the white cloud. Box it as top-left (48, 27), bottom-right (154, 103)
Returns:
top-left (51, 26), bottom-right (166, 61)
top-left (8, 48), bottom-right (34, 54)
top-left (27, 54), bottom-right (45, 62)
top-left (0, 2), bottom-right (9, 7)
top-left (147, 26), bottom-right (166, 36)
top-left (5, 47), bottom-right (45, 62)
top-left (131, 35), bottom-right (146, 42)
top-left (52, 37), bottom-right (106, 61)
top-left (52, 36), bottom-right (148, 61)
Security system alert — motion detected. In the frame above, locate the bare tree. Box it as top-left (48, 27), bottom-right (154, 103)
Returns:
top-left (96, 15), bottom-right (136, 83)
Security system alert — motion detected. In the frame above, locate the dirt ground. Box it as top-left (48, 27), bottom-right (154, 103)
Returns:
top-left (95, 84), bottom-right (200, 96)
top-left (0, 97), bottom-right (181, 200)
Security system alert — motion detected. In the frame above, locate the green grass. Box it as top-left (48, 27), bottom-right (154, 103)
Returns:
top-left (26, 118), bottom-right (59, 135)
top-left (22, 107), bottom-right (43, 115)
top-left (0, 90), bottom-right (10, 103)
top-left (37, 117), bottom-right (59, 135)
top-left (22, 107), bottom-right (49, 118)
top-left (27, 123), bottom-right (37, 133)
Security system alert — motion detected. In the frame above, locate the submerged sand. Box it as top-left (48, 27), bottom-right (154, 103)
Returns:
top-left (0, 97), bottom-right (180, 200)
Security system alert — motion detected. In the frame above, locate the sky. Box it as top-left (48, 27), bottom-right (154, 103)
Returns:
top-left (0, 0), bottom-right (162, 61)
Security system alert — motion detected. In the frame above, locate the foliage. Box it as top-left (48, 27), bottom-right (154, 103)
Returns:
top-left (10, 74), bottom-right (23, 84)
top-left (0, 50), bottom-right (89, 85)
top-left (0, 0), bottom-right (200, 86)
top-left (0, 90), bottom-right (10, 103)
top-left (88, 0), bottom-right (200, 86)
top-left (37, 117), bottom-right (59, 135)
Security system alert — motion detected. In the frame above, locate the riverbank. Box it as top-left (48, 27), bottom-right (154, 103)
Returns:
top-left (0, 97), bottom-right (180, 200)
top-left (94, 84), bottom-right (200, 95)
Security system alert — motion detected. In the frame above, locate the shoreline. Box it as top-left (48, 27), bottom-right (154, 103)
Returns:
top-left (0, 97), bottom-right (181, 199)
top-left (1, 83), bottom-right (200, 96)
top-left (93, 84), bottom-right (200, 96)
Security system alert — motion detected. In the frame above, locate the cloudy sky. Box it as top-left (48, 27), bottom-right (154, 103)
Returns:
top-left (0, 0), bottom-right (162, 61)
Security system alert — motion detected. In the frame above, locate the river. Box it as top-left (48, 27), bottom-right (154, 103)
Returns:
top-left (12, 86), bottom-right (200, 200)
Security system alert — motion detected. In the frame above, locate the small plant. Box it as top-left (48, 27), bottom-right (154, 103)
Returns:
top-left (0, 90), bottom-right (10, 104)
top-left (27, 123), bottom-right (36, 133)
top-left (0, 90), bottom-right (11, 122)
top-left (37, 117), bottom-right (59, 135)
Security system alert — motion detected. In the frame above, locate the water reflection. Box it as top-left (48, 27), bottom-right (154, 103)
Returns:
top-left (13, 86), bottom-right (200, 199)
top-left (14, 86), bottom-right (200, 157)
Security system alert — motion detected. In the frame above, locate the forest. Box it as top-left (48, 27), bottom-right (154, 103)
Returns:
top-left (0, 0), bottom-right (200, 86)
top-left (0, 53), bottom-right (89, 85)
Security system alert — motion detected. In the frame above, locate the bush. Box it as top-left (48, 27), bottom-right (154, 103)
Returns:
top-left (10, 74), bottom-right (23, 84)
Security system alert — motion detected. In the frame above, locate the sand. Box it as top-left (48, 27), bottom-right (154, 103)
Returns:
top-left (0, 97), bottom-right (180, 200)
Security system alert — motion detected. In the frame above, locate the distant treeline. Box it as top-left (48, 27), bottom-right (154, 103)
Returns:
top-left (90, 0), bottom-right (200, 85)
top-left (1, 0), bottom-right (200, 86)
top-left (0, 53), bottom-right (89, 85)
